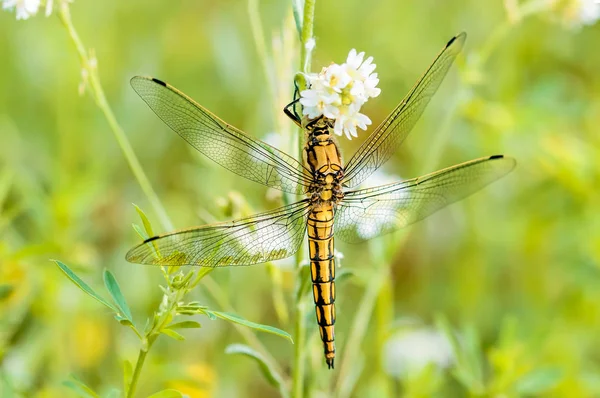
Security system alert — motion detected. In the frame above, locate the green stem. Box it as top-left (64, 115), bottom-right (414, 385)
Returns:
top-left (58, 4), bottom-right (289, 396)
top-left (248, 0), bottom-right (277, 110)
top-left (57, 4), bottom-right (173, 232)
top-left (299, 0), bottom-right (316, 77)
top-left (335, 268), bottom-right (387, 398)
top-left (127, 346), bottom-right (149, 398)
top-left (292, 1), bottom-right (316, 397)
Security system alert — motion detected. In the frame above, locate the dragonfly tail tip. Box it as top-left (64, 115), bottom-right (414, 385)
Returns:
top-left (327, 358), bottom-right (334, 369)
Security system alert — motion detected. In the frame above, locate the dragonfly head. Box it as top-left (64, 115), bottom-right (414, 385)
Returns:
top-left (304, 116), bottom-right (335, 143)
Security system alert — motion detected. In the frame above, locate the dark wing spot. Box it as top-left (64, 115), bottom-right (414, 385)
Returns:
top-left (446, 31), bottom-right (466, 48)
top-left (489, 155), bottom-right (504, 160)
top-left (151, 78), bottom-right (167, 87)
top-left (143, 235), bottom-right (160, 243)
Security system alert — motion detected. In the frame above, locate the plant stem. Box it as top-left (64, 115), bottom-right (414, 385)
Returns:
top-left (127, 347), bottom-right (149, 398)
top-left (292, 1), bottom-right (316, 397)
top-left (335, 269), bottom-right (387, 398)
top-left (248, 0), bottom-right (277, 110)
top-left (299, 0), bottom-right (316, 77)
top-left (57, 3), bottom-right (173, 232)
top-left (58, 4), bottom-right (290, 396)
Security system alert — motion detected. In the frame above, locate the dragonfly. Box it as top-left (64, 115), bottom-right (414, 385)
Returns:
top-left (126, 32), bottom-right (515, 369)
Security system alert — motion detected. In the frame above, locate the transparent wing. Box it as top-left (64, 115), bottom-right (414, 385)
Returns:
top-left (342, 33), bottom-right (467, 188)
top-left (131, 76), bottom-right (312, 194)
top-left (126, 200), bottom-right (311, 266)
top-left (336, 155), bottom-right (515, 243)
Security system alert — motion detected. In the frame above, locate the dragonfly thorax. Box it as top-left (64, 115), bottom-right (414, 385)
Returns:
top-left (303, 118), bottom-right (345, 204)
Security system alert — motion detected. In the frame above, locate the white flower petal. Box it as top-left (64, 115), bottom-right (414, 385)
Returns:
top-left (333, 118), bottom-right (344, 137)
top-left (299, 47), bottom-right (381, 137)
top-left (6, 0), bottom-right (41, 20)
top-left (45, 0), bottom-right (53, 16)
top-left (359, 56), bottom-right (377, 77)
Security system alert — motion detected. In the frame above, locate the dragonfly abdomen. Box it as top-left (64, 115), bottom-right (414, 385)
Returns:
top-left (307, 204), bottom-right (336, 369)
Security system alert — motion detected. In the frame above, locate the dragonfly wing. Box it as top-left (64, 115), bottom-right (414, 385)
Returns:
top-left (336, 155), bottom-right (515, 243)
top-left (342, 33), bottom-right (467, 188)
top-left (126, 200), bottom-right (311, 266)
top-left (131, 76), bottom-right (311, 194)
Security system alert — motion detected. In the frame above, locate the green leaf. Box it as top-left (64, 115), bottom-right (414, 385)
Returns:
top-left (105, 389), bottom-right (121, 398)
top-left (63, 375), bottom-right (100, 398)
top-left (167, 321), bottom-right (201, 330)
top-left (206, 310), bottom-right (293, 343)
top-left (103, 269), bottom-right (133, 321)
top-left (115, 315), bottom-right (133, 326)
top-left (225, 344), bottom-right (287, 393)
top-left (295, 262), bottom-right (311, 301)
top-left (516, 367), bottom-right (563, 395)
top-left (133, 204), bottom-right (162, 258)
top-left (133, 204), bottom-right (155, 238)
top-left (0, 284), bottom-right (14, 300)
top-left (291, 0), bottom-right (304, 37)
top-left (160, 329), bottom-right (185, 341)
top-left (435, 314), bottom-right (485, 394)
top-left (123, 360), bottom-right (133, 393)
top-left (132, 223), bottom-right (148, 240)
top-left (336, 268), bottom-right (356, 285)
top-left (204, 310), bottom-right (217, 320)
top-left (147, 389), bottom-right (183, 398)
top-left (53, 260), bottom-right (118, 312)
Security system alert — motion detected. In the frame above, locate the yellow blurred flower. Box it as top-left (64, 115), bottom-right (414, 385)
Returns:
top-left (167, 362), bottom-right (216, 398)
top-left (69, 315), bottom-right (110, 369)
top-left (0, 260), bottom-right (29, 307)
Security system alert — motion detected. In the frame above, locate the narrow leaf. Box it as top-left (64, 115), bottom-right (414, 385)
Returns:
top-left (336, 268), bottom-right (356, 285)
top-left (207, 310), bottom-right (293, 343)
top-left (63, 376), bottom-right (100, 398)
top-left (295, 262), bottom-right (311, 301)
top-left (147, 389), bottom-right (183, 398)
top-left (53, 260), bottom-right (118, 312)
top-left (160, 329), bottom-right (185, 341)
top-left (103, 269), bottom-right (133, 321)
top-left (225, 344), bottom-right (286, 391)
top-left (133, 204), bottom-right (155, 238)
top-left (167, 321), bottom-right (201, 330)
top-left (105, 389), bottom-right (121, 398)
top-left (133, 204), bottom-right (161, 258)
top-left (291, 0), bottom-right (304, 37)
top-left (516, 367), bottom-right (563, 394)
top-left (132, 223), bottom-right (148, 240)
top-left (115, 315), bottom-right (133, 326)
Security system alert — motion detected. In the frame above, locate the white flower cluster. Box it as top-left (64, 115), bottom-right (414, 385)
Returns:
top-left (549, 0), bottom-right (600, 28)
top-left (299, 49), bottom-right (381, 140)
top-left (2, 0), bottom-right (56, 20)
top-left (573, 0), bottom-right (600, 26)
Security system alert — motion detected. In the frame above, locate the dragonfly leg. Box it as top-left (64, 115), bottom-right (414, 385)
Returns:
top-left (283, 97), bottom-right (302, 127)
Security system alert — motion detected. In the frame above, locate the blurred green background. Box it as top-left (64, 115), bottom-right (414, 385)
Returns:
top-left (1, 0), bottom-right (600, 397)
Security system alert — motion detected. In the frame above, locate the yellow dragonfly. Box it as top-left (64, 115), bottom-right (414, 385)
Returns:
top-left (126, 32), bottom-right (515, 369)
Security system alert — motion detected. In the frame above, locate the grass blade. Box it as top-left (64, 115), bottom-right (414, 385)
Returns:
top-left (63, 376), bottom-right (100, 398)
top-left (226, 344), bottom-right (287, 395)
top-left (147, 390), bottom-right (183, 398)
